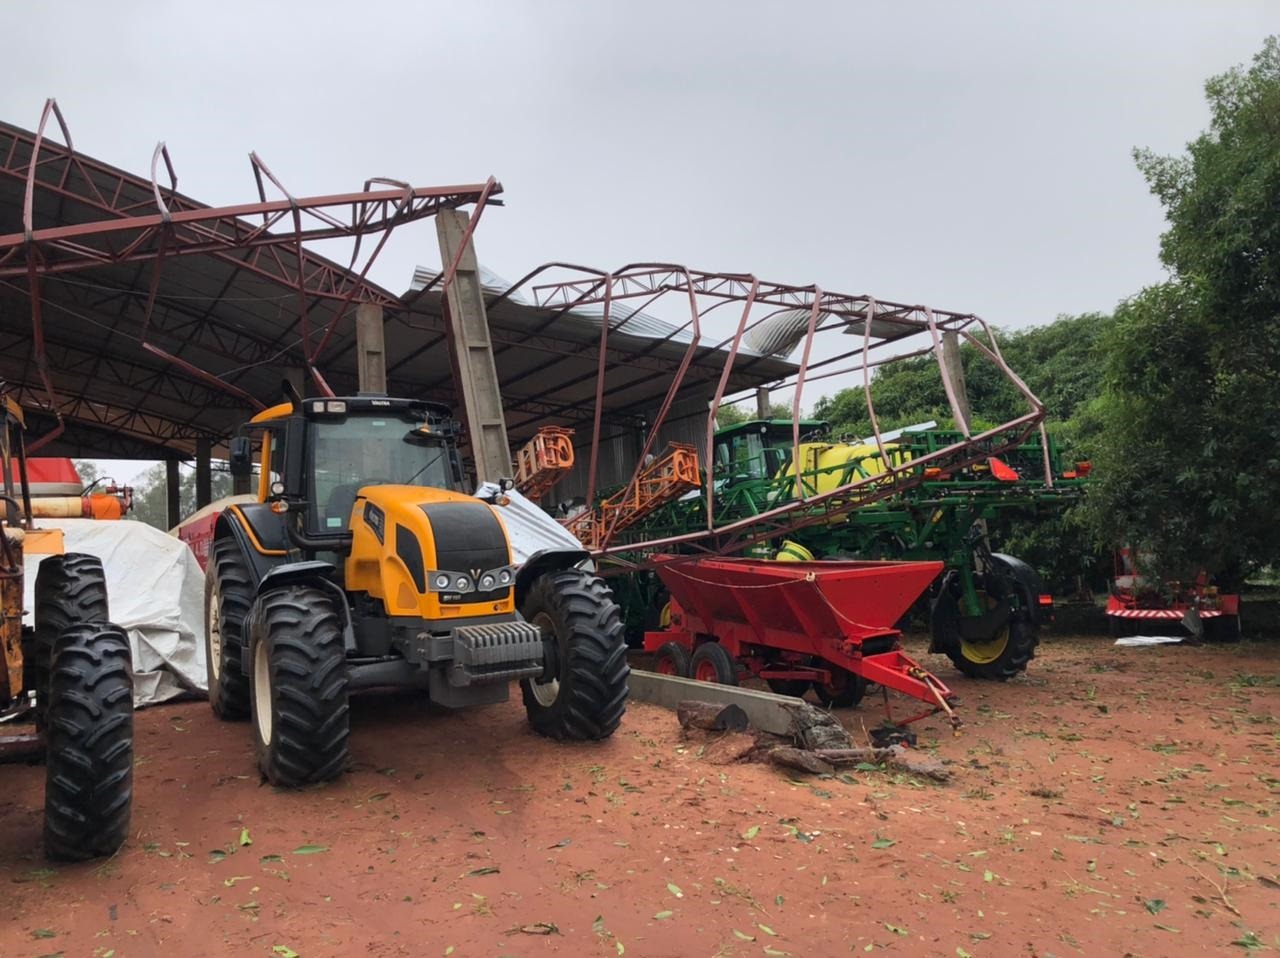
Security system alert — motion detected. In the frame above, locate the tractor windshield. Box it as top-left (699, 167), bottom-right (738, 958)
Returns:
top-left (309, 416), bottom-right (459, 531)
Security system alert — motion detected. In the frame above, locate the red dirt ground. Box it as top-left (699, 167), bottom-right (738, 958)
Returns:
top-left (2, 635), bottom-right (1277, 958)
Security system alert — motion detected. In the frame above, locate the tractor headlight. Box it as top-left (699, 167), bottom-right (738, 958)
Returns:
top-left (435, 574), bottom-right (450, 589)
top-left (499, 570), bottom-right (511, 584)
top-left (481, 574), bottom-right (495, 589)
top-left (456, 577), bottom-right (470, 591)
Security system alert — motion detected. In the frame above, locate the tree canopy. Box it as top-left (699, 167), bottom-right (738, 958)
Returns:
top-left (1087, 37), bottom-right (1280, 583)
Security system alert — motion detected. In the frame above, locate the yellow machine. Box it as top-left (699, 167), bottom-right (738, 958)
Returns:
top-left (778, 439), bottom-right (911, 498)
top-left (207, 391), bottom-right (628, 787)
top-left (0, 392), bottom-right (133, 862)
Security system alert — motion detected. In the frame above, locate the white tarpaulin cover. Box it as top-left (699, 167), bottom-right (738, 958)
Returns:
top-left (474, 483), bottom-right (587, 563)
top-left (1113, 635), bottom-right (1184, 647)
top-left (23, 518), bottom-right (207, 708)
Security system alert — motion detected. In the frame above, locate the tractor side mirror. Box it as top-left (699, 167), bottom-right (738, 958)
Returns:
top-left (228, 436), bottom-right (253, 478)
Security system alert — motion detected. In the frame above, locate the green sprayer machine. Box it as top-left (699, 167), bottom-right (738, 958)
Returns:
top-left (620, 418), bottom-right (1090, 680)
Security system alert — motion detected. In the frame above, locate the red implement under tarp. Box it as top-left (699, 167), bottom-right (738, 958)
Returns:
top-left (644, 556), bottom-right (959, 727)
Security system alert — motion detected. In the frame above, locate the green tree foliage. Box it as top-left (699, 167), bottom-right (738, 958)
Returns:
top-left (805, 314), bottom-right (1115, 593)
top-left (715, 401), bottom-right (795, 428)
top-left (811, 312), bottom-right (1113, 452)
top-left (129, 463), bottom-right (234, 530)
top-left (1088, 38), bottom-right (1280, 584)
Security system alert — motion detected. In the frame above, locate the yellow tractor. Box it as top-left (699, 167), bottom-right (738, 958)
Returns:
top-left (0, 393), bottom-right (133, 861)
top-left (207, 390), bottom-right (629, 786)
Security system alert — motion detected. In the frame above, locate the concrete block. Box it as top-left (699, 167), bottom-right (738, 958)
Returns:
top-left (628, 669), bottom-right (801, 736)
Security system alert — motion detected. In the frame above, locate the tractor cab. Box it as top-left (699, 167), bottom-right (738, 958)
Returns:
top-left (711, 419), bottom-right (828, 484)
top-left (236, 395), bottom-right (466, 536)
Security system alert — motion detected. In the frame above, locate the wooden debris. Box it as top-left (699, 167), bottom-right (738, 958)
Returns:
top-left (768, 746), bottom-right (835, 776)
top-left (813, 746), bottom-right (951, 782)
top-left (778, 699), bottom-right (854, 750)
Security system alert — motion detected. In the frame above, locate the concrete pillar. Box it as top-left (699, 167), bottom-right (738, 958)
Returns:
top-left (283, 366), bottom-right (306, 401)
top-left (355, 303), bottom-right (387, 394)
top-left (436, 209), bottom-right (511, 483)
top-left (940, 331), bottom-right (971, 434)
top-left (195, 438), bottom-right (212, 509)
top-left (166, 459), bottom-right (181, 530)
top-left (756, 387), bottom-right (771, 421)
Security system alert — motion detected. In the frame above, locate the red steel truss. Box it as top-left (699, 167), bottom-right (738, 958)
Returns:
top-left (0, 99), bottom-right (501, 450)
top-left (496, 262), bottom-right (1050, 566)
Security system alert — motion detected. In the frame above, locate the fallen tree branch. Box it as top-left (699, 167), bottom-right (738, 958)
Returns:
top-left (812, 745), bottom-right (951, 782)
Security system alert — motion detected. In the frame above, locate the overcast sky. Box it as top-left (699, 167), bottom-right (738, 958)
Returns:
top-left (2, 1), bottom-right (1274, 483)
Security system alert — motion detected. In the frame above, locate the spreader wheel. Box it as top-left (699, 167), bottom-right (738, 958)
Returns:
top-left (766, 678), bottom-right (813, 697)
top-left (814, 666), bottom-right (866, 708)
top-left (690, 642), bottom-right (738, 685)
top-left (653, 641), bottom-right (691, 677)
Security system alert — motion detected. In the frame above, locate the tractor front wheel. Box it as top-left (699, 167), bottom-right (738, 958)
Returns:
top-left (43, 623), bottom-right (133, 861)
top-left (250, 587), bottom-right (350, 787)
top-left (521, 570), bottom-right (629, 741)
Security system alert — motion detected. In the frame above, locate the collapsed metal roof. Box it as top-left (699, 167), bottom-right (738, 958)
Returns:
top-left (0, 108), bottom-right (796, 461)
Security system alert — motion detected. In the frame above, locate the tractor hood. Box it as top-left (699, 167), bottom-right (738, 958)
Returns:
top-left (344, 485), bottom-right (517, 621)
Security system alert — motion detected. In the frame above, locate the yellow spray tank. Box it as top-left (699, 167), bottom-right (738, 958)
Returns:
top-left (777, 440), bottom-right (913, 499)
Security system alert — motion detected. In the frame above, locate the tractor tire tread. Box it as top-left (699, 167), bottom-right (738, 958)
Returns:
top-left (253, 587), bottom-right (350, 787)
top-left (33, 553), bottom-right (110, 732)
top-left (43, 623), bottom-right (133, 862)
top-left (521, 570), bottom-right (629, 742)
top-left (207, 538), bottom-right (253, 720)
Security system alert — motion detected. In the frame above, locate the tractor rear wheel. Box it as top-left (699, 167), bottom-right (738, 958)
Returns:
top-left (206, 538), bottom-right (253, 720)
top-left (34, 553), bottom-right (110, 731)
top-left (250, 587), bottom-right (350, 787)
top-left (521, 569), bottom-right (629, 741)
top-left (690, 642), bottom-right (738, 685)
top-left (43, 623), bottom-right (133, 861)
top-left (932, 567), bottom-right (1039, 681)
top-left (653, 641), bottom-right (691, 677)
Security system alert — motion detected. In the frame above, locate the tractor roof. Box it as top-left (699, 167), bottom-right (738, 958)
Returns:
top-left (715, 419), bottom-right (828, 438)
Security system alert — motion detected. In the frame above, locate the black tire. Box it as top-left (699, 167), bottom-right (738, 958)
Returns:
top-left (767, 679), bottom-right (812, 696)
top-left (813, 666), bottom-right (866, 708)
top-left (520, 569), bottom-right (629, 741)
top-left (34, 553), bottom-right (110, 732)
top-left (43, 623), bottom-right (133, 862)
top-left (250, 587), bottom-right (350, 787)
top-left (206, 538), bottom-right (253, 720)
top-left (689, 642), bottom-right (738, 685)
top-left (1107, 615), bottom-right (1130, 639)
top-left (653, 641), bottom-right (691, 678)
top-left (932, 570), bottom-right (1039, 681)
top-left (1204, 614), bottom-right (1241, 643)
